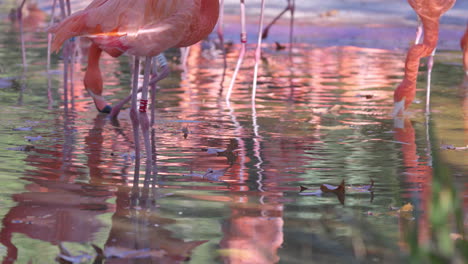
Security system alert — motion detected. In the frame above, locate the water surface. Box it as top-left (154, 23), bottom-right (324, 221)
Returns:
top-left (0, 1), bottom-right (467, 263)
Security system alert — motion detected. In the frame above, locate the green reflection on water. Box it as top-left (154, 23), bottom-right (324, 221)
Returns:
top-left (0, 3), bottom-right (466, 264)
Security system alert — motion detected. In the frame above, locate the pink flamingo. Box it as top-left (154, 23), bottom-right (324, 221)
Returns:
top-left (393, 0), bottom-right (456, 116)
top-left (48, 0), bottom-right (219, 177)
top-left (460, 25), bottom-right (468, 76)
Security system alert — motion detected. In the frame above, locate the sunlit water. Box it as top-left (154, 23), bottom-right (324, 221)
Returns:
top-left (0, 1), bottom-right (467, 264)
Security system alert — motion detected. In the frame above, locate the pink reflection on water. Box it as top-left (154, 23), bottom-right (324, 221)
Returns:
top-left (394, 119), bottom-right (432, 247)
top-left (0, 25), bottom-right (428, 262)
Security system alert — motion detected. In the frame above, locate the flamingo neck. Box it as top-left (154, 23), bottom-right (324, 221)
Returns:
top-left (87, 43), bottom-right (102, 70)
top-left (84, 43), bottom-right (103, 94)
top-left (394, 18), bottom-right (439, 109)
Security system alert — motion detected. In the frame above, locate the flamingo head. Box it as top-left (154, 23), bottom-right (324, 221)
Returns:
top-left (392, 79), bottom-right (416, 117)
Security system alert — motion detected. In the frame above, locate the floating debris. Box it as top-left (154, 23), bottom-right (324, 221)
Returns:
top-left (203, 139), bottom-right (239, 165)
top-left (311, 104), bottom-right (342, 115)
top-left (440, 144), bottom-right (468, 151)
top-left (275, 41), bottom-right (286, 51)
top-left (319, 9), bottom-right (339, 18)
top-left (13, 126), bottom-right (32, 131)
top-left (184, 168), bottom-right (228, 181)
top-left (57, 243), bottom-right (93, 264)
top-left (205, 148), bottom-right (225, 154)
top-left (120, 152), bottom-right (136, 162)
top-left (182, 126), bottom-right (189, 139)
top-left (0, 77), bottom-right (13, 89)
top-left (348, 180), bottom-right (374, 192)
top-left (299, 180), bottom-right (346, 204)
top-left (24, 135), bottom-right (43, 142)
top-left (7, 145), bottom-right (35, 152)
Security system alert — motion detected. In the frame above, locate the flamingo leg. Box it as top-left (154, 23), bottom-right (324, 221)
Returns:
top-left (58, 0), bottom-right (69, 111)
top-left (217, 0), bottom-right (225, 48)
top-left (150, 54), bottom-right (169, 126)
top-left (47, 0), bottom-right (58, 109)
top-left (262, 0), bottom-right (293, 40)
top-left (17, 0), bottom-right (27, 70)
top-left (252, 0), bottom-right (266, 102)
top-left (65, 0), bottom-right (71, 16)
top-left (70, 39), bottom-right (76, 110)
top-left (415, 16), bottom-right (435, 115)
top-left (17, 0), bottom-right (27, 107)
top-left (109, 54), bottom-right (169, 120)
top-left (180, 47), bottom-right (191, 72)
top-left (130, 56), bottom-right (141, 183)
top-left (217, 0), bottom-right (228, 94)
top-left (425, 48), bottom-right (436, 114)
top-left (139, 57), bottom-right (154, 178)
top-left (226, 0), bottom-right (247, 101)
top-left (288, 0), bottom-right (295, 54)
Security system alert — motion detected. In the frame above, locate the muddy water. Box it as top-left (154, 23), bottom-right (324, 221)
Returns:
top-left (0, 1), bottom-right (467, 264)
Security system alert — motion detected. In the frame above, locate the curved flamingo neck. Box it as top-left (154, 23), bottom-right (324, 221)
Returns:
top-left (394, 18), bottom-right (439, 108)
top-left (84, 42), bottom-right (103, 95)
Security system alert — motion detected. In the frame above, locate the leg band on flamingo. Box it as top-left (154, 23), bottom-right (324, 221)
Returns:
top-left (139, 99), bottom-right (148, 113)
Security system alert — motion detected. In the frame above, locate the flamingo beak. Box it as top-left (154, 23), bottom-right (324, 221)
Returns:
top-left (392, 98), bottom-right (406, 118)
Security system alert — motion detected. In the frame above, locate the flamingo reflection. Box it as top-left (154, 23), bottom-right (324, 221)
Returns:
top-left (394, 119), bottom-right (432, 245)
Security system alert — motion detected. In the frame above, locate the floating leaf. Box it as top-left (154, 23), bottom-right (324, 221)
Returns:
top-left (204, 139), bottom-right (239, 164)
top-left (357, 94), bottom-right (374, 99)
top-left (399, 203), bottom-right (413, 212)
top-left (319, 9), bottom-right (339, 17)
top-left (218, 248), bottom-right (253, 259)
top-left (24, 135), bottom-right (43, 142)
top-left (440, 144), bottom-right (468, 151)
top-left (206, 148), bottom-right (225, 154)
top-left (7, 145), bottom-right (35, 151)
top-left (120, 152), bottom-right (136, 162)
top-left (91, 244), bottom-right (105, 259)
top-left (311, 105), bottom-right (342, 115)
top-left (13, 126), bottom-right (32, 131)
top-left (0, 77), bottom-right (13, 89)
top-left (104, 246), bottom-right (165, 259)
top-left (182, 126), bottom-right (189, 139)
top-left (299, 180), bottom-right (346, 204)
top-left (328, 104), bottom-right (342, 115)
top-left (320, 180), bottom-right (345, 193)
top-left (57, 243), bottom-right (94, 264)
top-left (321, 180), bottom-right (345, 205)
top-left (184, 168), bottom-right (227, 181)
top-left (348, 179), bottom-right (374, 192)
top-left (275, 41), bottom-right (286, 51)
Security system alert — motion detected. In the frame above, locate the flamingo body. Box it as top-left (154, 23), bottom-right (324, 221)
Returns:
top-left (48, 0), bottom-right (219, 112)
top-left (49, 0), bottom-right (219, 56)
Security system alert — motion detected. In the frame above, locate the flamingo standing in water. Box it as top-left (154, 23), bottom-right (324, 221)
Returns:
top-left (393, 0), bottom-right (456, 116)
top-left (460, 25), bottom-right (468, 76)
top-left (48, 0), bottom-right (219, 177)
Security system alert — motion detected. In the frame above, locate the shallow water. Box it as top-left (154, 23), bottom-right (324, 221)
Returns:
top-left (0, 1), bottom-right (467, 264)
